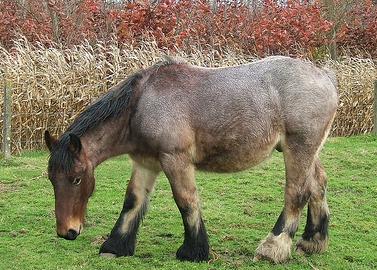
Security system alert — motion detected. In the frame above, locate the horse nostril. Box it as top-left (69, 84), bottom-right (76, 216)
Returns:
top-left (66, 229), bottom-right (79, 240)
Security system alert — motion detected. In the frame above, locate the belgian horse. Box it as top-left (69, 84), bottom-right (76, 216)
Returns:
top-left (45, 56), bottom-right (338, 263)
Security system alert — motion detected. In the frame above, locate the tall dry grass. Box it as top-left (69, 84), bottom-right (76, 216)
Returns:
top-left (326, 57), bottom-right (376, 136)
top-left (0, 37), bottom-right (376, 153)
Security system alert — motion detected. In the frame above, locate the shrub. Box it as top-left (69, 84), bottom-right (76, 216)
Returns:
top-left (0, 0), bottom-right (376, 58)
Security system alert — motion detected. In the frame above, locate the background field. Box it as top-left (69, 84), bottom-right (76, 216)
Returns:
top-left (1, 39), bottom-right (376, 153)
top-left (0, 134), bottom-right (376, 269)
top-left (1, 1), bottom-right (377, 153)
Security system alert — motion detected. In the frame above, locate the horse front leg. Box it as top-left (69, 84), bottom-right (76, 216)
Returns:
top-left (160, 153), bottom-right (210, 262)
top-left (295, 156), bottom-right (329, 254)
top-left (99, 161), bottom-right (158, 257)
top-left (254, 146), bottom-right (315, 263)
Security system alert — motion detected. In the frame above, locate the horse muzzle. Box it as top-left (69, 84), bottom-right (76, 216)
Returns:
top-left (57, 224), bottom-right (83, 240)
top-left (57, 228), bottom-right (79, 240)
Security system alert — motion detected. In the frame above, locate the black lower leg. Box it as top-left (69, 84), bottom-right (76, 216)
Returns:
top-left (296, 158), bottom-right (330, 254)
top-left (301, 205), bottom-right (329, 242)
top-left (295, 204), bottom-right (329, 254)
top-left (99, 191), bottom-right (147, 257)
top-left (272, 211), bottom-right (299, 238)
top-left (176, 206), bottom-right (209, 262)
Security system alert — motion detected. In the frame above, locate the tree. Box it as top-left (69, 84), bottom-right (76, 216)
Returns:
top-left (43, 0), bottom-right (60, 43)
top-left (321, 0), bottom-right (370, 59)
top-left (324, 0), bottom-right (336, 59)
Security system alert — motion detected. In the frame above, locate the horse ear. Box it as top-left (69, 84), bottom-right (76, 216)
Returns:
top-left (45, 130), bottom-right (57, 152)
top-left (68, 134), bottom-right (82, 155)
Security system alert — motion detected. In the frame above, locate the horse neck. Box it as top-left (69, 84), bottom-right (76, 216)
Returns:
top-left (80, 116), bottom-right (130, 168)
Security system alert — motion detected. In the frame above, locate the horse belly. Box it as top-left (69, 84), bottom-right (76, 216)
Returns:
top-left (193, 133), bottom-right (280, 173)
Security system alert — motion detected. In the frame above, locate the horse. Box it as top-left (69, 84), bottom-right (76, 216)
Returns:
top-left (44, 55), bottom-right (338, 264)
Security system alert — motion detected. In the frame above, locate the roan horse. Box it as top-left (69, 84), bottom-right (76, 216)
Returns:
top-left (45, 56), bottom-right (338, 264)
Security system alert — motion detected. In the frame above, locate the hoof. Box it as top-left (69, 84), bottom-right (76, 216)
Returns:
top-left (99, 235), bottom-right (136, 257)
top-left (253, 233), bottom-right (292, 264)
top-left (295, 235), bottom-right (328, 254)
top-left (99, 253), bottom-right (117, 258)
top-left (176, 243), bottom-right (209, 262)
top-left (294, 246), bottom-right (306, 254)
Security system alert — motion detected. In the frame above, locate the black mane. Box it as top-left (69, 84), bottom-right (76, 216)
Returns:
top-left (48, 71), bottom-right (142, 174)
top-left (68, 73), bottom-right (141, 137)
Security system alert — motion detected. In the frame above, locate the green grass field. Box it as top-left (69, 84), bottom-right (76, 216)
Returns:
top-left (1, 134), bottom-right (376, 269)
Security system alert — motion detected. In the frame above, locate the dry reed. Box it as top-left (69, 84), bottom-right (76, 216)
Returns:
top-left (325, 56), bottom-right (376, 136)
top-left (0, 37), bottom-right (376, 153)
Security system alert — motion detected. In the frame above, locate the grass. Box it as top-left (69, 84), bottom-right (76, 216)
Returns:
top-left (0, 134), bottom-right (376, 269)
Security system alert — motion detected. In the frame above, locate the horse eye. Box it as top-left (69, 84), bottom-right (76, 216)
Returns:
top-left (72, 177), bottom-right (81, 186)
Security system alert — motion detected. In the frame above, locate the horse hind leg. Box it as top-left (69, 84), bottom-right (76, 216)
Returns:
top-left (295, 156), bottom-right (329, 254)
top-left (254, 135), bottom-right (320, 263)
top-left (99, 161), bottom-right (159, 257)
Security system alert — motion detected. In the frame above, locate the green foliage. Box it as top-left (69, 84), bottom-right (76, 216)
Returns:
top-left (0, 135), bottom-right (377, 269)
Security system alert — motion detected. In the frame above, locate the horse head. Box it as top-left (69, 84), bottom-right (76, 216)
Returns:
top-left (44, 131), bottom-right (95, 240)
